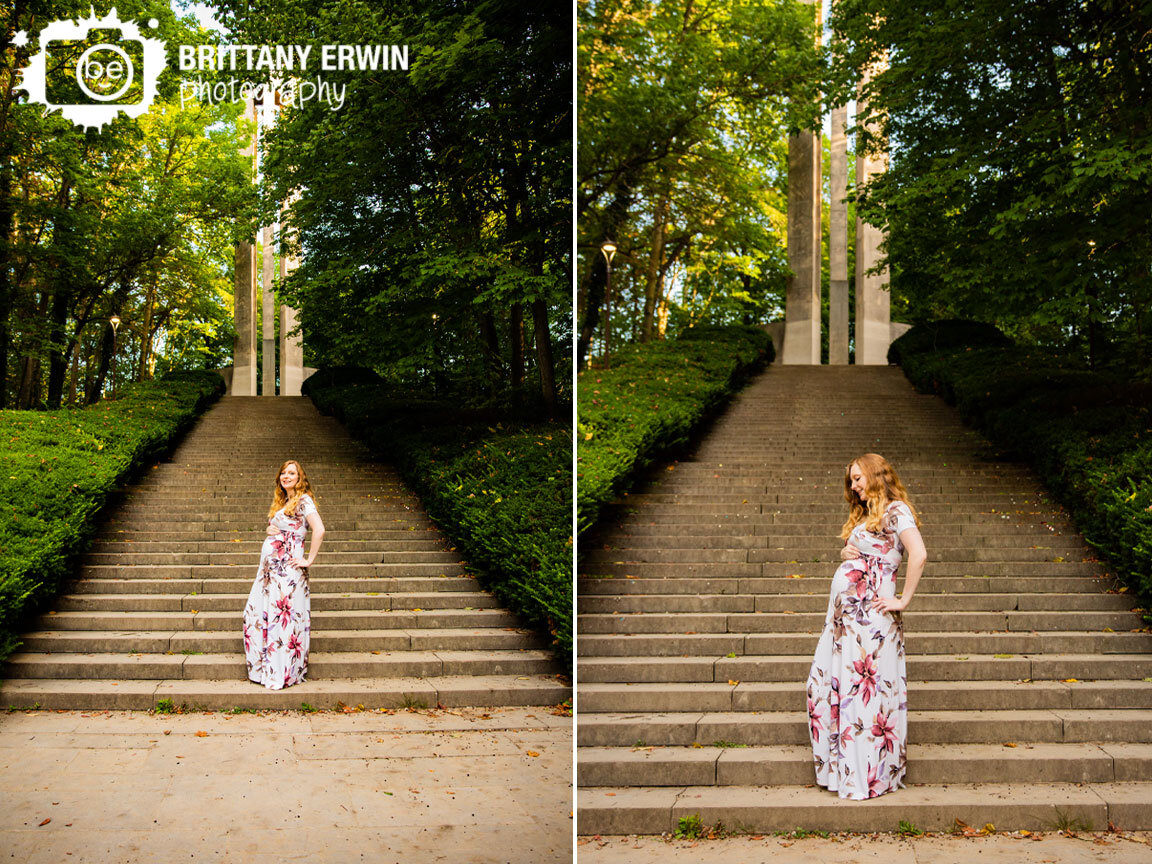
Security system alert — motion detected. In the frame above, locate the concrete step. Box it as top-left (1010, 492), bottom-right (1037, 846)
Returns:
top-left (32, 608), bottom-right (519, 632)
top-left (68, 576), bottom-right (481, 594)
top-left (576, 610), bottom-right (1144, 634)
top-left (579, 575), bottom-right (1113, 594)
top-left (577, 592), bottom-right (1135, 613)
top-left (576, 654), bottom-right (1152, 683)
top-left (576, 680), bottom-right (1152, 713)
top-left (576, 631), bottom-right (1152, 657)
top-left (3, 649), bottom-right (557, 680)
top-left (0, 674), bottom-right (570, 710)
top-left (578, 742), bottom-right (1152, 787)
top-left (576, 709), bottom-right (1152, 747)
top-left (17, 627), bottom-right (541, 654)
top-left (82, 551), bottom-right (460, 566)
top-left (576, 781), bottom-right (1152, 833)
top-left (52, 591), bottom-right (500, 612)
top-left (79, 563), bottom-right (468, 579)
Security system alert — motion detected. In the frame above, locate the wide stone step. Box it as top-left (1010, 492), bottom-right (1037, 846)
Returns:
top-left (582, 561), bottom-right (1105, 578)
top-left (576, 592), bottom-right (1135, 613)
top-left (584, 547), bottom-right (1088, 564)
top-left (3, 649), bottom-right (556, 680)
top-left (88, 539), bottom-right (448, 553)
top-left (576, 709), bottom-right (1152, 747)
top-left (576, 610), bottom-right (1143, 634)
top-left (17, 627), bottom-right (541, 653)
top-left (79, 563), bottom-right (468, 579)
top-left (69, 576), bottom-right (481, 594)
top-left (576, 782), bottom-right (1152, 833)
top-left (33, 608), bottom-right (518, 632)
top-left (578, 575), bottom-right (1112, 594)
top-left (83, 550), bottom-right (460, 566)
top-left (576, 680), bottom-right (1152, 712)
top-left (576, 631), bottom-right (1152, 657)
top-left (0, 674), bottom-right (569, 710)
top-left (576, 653), bottom-right (1152, 683)
top-left (595, 533), bottom-right (1086, 549)
top-left (53, 591), bottom-right (499, 612)
top-left (578, 742), bottom-right (1152, 787)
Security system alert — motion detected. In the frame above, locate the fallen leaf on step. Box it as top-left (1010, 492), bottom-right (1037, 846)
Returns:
top-left (163, 730), bottom-right (171, 735)
top-left (194, 731), bottom-right (208, 737)
top-left (1002, 742), bottom-right (1017, 747)
top-left (38, 818), bottom-right (50, 826)
top-left (786, 574), bottom-right (804, 579)
top-left (526, 751), bottom-right (540, 757)
top-left (728, 680), bottom-right (740, 686)
top-left (1062, 678), bottom-right (1079, 683)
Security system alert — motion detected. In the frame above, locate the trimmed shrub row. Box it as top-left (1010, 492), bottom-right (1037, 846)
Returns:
top-left (577, 325), bottom-right (775, 537)
top-left (301, 377), bottom-right (572, 668)
top-left (0, 371), bottom-right (226, 662)
top-left (889, 321), bottom-right (1152, 604)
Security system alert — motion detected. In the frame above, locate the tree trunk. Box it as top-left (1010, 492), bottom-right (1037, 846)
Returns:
top-left (15, 354), bottom-right (36, 409)
top-left (641, 194), bottom-right (669, 342)
top-left (89, 323), bottom-right (114, 404)
top-left (45, 289), bottom-right (70, 408)
top-left (139, 277), bottom-right (156, 381)
top-left (531, 298), bottom-right (556, 416)
top-left (477, 308), bottom-right (502, 390)
top-left (509, 303), bottom-right (524, 388)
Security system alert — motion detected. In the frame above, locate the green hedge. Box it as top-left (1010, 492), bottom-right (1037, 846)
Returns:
top-left (889, 322), bottom-right (1152, 603)
top-left (0, 371), bottom-right (225, 661)
top-left (301, 378), bottom-right (572, 668)
top-left (577, 325), bottom-right (774, 537)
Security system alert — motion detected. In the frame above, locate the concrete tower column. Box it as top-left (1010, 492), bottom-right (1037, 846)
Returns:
top-left (231, 96), bottom-right (258, 396)
top-left (829, 102), bottom-right (850, 365)
top-left (278, 218), bottom-right (305, 397)
top-left (854, 63), bottom-right (892, 365)
top-left (782, 0), bottom-right (823, 365)
top-left (261, 223), bottom-right (276, 395)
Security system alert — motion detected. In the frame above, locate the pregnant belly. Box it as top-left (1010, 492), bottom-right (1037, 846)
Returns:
top-left (832, 557), bottom-right (897, 599)
top-left (261, 535), bottom-right (298, 560)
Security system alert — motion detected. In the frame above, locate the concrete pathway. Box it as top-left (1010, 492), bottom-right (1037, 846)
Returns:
top-left (0, 707), bottom-right (572, 863)
top-left (578, 832), bottom-right (1152, 863)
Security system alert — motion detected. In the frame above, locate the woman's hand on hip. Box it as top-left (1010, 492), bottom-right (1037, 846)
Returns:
top-left (840, 543), bottom-right (862, 561)
top-left (290, 556), bottom-right (310, 570)
top-left (873, 595), bottom-right (908, 614)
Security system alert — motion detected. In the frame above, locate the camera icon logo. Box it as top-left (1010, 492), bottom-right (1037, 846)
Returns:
top-left (15, 8), bottom-right (167, 131)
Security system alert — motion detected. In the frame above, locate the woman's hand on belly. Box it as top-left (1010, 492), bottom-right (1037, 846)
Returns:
top-left (840, 543), bottom-right (862, 561)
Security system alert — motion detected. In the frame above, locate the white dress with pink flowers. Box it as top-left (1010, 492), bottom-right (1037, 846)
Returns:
top-left (243, 494), bottom-right (315, 689)
top-left (806, 500), bottom-right (917, 799)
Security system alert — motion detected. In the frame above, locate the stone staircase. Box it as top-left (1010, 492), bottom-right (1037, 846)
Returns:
top-left (1, 397), bottom-right (569, 710)
top-left (576, 366), bottom-right (1152, 834)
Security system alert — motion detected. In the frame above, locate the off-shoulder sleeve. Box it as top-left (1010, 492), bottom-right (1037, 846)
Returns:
top-left (297, 494), bottom-right (316, 519)
top-left (886, 500), bottom-right (917, 536)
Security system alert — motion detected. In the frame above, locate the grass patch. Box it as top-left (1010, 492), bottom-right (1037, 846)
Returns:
top-left (897, 819), bottom-right (924, 837)
top-left (0, 371), bottom-right (224, 663)
top-left (775, 827), bottom-right (830, 839)
top-left (299, 702), bottom-right (318, 713)
top-left (577, 326), bottom-right (773, 538)
top-left (154, 698), bottom-right (176, 714)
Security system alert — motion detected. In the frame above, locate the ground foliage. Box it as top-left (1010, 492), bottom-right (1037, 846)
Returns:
top-left (577, 326), bottom-right (774, 538)
top-left (0, 370), bottom-right (224, 662)
top-left (827, 0), bottom-right (1152, 369)
top-left (890, 322), bottom-right (1152, 604)
top-left (302, 374), bottom-right (572, 667)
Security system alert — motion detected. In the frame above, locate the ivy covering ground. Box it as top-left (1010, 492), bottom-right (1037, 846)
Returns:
top-left (302, 375), bottom-right (572, 668)
top-left (577, 325), bottom-right (774, 537)
top-left (0, 371), bottom-right (225, 662)
top-left (889, 321), bottom-right (1152, 604)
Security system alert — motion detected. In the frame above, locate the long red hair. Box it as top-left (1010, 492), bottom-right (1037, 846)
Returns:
top-left (268, 460), bottom-right (316, 518)
top-left (840, 453), bottom-right (920, 539)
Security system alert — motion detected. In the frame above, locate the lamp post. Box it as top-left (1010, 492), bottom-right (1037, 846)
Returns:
top-left (109, 315), bottom-right (121, 397)
top-left (600, 241), bottom-right (617, 366)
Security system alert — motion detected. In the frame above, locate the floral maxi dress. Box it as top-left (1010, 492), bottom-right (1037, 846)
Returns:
top-left (243, 494), bottom-right (315, 689)
top-left (806, 500), bottom-right (917, 799)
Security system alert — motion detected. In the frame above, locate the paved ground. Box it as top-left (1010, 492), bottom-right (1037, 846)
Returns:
top-left (0, 707), bottom-right (572, 863)
top-left (578, 832), bottom-right (1152, 863)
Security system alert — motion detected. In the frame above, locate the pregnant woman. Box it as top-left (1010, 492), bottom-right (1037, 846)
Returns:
top-left (806, 453), bottom-right (927, 799)
top-left (243, 460), bottom-right (325, 690)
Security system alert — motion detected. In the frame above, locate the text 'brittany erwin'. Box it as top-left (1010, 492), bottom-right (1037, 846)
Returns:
top-left (178, 44), bottom-right (410, 72)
